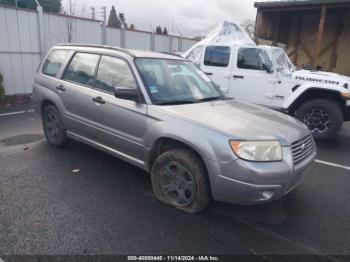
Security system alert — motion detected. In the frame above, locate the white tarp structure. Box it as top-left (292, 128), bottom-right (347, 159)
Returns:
top-left (182, 21), bottom-right (256, 64)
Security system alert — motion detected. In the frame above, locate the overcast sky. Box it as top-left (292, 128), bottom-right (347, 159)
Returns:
top-left (62, 0), bottom-right (272, 37)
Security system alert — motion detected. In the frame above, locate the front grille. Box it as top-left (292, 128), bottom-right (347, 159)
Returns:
top-left (291, 135), bottom-right (313, 164)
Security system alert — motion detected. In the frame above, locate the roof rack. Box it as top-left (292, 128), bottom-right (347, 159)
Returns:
top-left (56, 43), bottom-right (136, 57)
top-left (160, 52), bottom-right (183, 57)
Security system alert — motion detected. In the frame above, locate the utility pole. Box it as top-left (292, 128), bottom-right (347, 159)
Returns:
top-left (175, 25), bottom-right (183, 52)
top-left (90, 7), bottom-right (95, 20)
top-left (101, 6), bottom-right (107, 45)
top-left (34, 0), bottom-right (45, 58)
top-left (148, 23), bottom-right (155, 51)
top-left (15, 0), bottom-right (18, 8)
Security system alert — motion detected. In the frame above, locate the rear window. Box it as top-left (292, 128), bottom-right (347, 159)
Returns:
top-left (204, 46), bottom-right (230, 67)
top-left (42, 50), bottom-right (70, 77)
top-left (62, 52), bottom-right (100, 87)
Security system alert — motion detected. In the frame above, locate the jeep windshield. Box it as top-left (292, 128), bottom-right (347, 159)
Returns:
top-left (135, 58), bottom-right (224, 105)
top-left (270, 47), bottom-right (295, 74)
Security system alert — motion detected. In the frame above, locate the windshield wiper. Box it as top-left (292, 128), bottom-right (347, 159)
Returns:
top-left (155, 100), bottom-right (198, 105)
top-left (197, 96), bottom-right (230, 102)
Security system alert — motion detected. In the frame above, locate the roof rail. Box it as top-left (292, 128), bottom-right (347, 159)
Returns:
top-left (56, 43), bottom-right (136, 57)
top-left (160, 52), bottom-right (183, 57)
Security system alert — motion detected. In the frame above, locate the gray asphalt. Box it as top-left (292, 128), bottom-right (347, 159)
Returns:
top-left (0, 105), bottom-right (349, 260)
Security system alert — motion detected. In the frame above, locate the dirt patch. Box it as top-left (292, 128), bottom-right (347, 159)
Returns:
top-left (0, 94), bottom-right (31, 110)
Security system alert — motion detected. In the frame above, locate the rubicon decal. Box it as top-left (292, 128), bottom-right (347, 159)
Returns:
top-left (295, 76), bottom-right (340, 85)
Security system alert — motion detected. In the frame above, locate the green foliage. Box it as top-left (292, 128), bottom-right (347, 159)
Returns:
top-left (162, 27), bottom-right (168, 35)
top-left (108, 6), bottom-right (122, 28)
top-left (155, 25), bottom-right (162, 34)
top-left (119, 13), bottom-right (127, 29)
top-left (0, 0), bottom-right (62, 13)
top-left (38, 0), bottom-right (62, 13)
top-left (0, 73), bottom-right (5, 100)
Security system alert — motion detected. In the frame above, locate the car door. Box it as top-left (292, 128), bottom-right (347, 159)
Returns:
top-left (200, 45), bottom-right (232, 95)
top-left (228, 47), bottom-right (277, 106)
top-left (58, 52), bottom-right (101, 140)
top-left (88, 55), bottom-right (147, 163)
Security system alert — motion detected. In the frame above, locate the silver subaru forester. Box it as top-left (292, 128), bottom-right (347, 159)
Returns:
top-left (32, 44), bottom-right (316, 213)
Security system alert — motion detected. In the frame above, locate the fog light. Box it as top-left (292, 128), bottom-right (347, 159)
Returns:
top-left (258, 190), bottom-right (275, 201)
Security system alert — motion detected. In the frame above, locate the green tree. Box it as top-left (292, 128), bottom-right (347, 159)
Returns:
top-left (155, 26), bottom-right (162, 34)
top-left (119, 13), bottom-right (127, 29)
top-left (162, 26), bottom-right (168, 35)
top-left (0, 0), bottom-right (62, 13)
top-left (108, 5), bottom-right (122, 28)
top-left (38, 0), bottom-right (62, 13)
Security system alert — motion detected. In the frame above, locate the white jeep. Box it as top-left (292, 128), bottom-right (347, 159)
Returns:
top-left (183, 42), bottom-right (350, 141)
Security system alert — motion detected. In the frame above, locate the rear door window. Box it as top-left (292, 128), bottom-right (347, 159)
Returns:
top-left (63, 53), bottom-right (100, 87)
top-left (204, 46), bottom-right (231, 67)
top-left (237, 48), bottom-right (271, 71)
top-left (42, 49), bottom-right (70, 77)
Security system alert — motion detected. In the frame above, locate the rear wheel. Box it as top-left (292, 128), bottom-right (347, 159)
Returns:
top-left (42, 105), bottom-right (67, 147)
top-left (295, 99), bottom-right (343, 141)
top-left (151, 149), bottom-right (211, 214)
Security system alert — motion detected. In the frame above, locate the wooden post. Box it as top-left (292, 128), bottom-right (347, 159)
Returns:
top-left (254, 11), bottom-right (263, 44)
top-left (313, 5), bottom-right (327, 68)
top-left (293, 14), bottom-right (303, 65)
top-left (328, 15), bottom-right (343, 71)
top-left (272, 15), bottom-right (280, 46)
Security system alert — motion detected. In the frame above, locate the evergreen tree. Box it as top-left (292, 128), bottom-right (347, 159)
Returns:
top-left (108, 5), bottom-right (122, 28)
top-left (38, 0), bottom-right (62, 13)
top-left (119, 13), bottom-right (127, 29)
top-left (155, 26), bottom-right (162, 34)
top-left (162, 27), bottom-right (168, 35)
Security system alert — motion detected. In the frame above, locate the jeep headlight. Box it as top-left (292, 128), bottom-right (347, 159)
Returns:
top-left (230, 140), bottom-right (282, 162)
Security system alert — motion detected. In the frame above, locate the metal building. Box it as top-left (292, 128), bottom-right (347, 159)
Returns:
top-left (254, 0), bottom-right (350, 76)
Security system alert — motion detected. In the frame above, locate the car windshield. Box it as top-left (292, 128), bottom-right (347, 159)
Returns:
top-left (271, 47), bottom-right (295, 74)
top-left (135, 58), bottom-right (224, 105)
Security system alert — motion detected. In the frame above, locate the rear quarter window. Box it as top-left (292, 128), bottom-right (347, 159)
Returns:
top-left (42, 49), bottom-right (70, 77)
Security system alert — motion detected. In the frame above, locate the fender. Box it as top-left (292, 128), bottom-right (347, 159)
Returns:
top-left (32, 81), bottom-right (67, 117)
top-left (282, 84), bottom-right (345, 110)
top-left (142, 118), bottom-right (236, 171)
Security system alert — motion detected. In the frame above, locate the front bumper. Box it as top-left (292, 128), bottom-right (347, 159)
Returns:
top-left (207, 146), bottom-right (316, 205)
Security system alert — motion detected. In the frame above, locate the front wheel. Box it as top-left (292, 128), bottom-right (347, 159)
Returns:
top-left (295, 99), bottom-right (343, 141)
top-left (151, 149), bottom-right (211, 214)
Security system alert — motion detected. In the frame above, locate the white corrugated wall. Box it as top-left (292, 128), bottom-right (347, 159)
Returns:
top-left (0, 5), bottom-right (198, 95)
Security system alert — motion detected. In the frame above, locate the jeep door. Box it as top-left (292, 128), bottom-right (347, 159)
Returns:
top-left (88, 55), bottom-right (147, 164)
top-left (200, 45), bottom-right (233, 95)
top-left (229, 47), bottom-right (277, 106)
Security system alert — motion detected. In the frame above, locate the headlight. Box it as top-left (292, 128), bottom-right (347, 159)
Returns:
top-left (230, 140), bottom-right (282, 162)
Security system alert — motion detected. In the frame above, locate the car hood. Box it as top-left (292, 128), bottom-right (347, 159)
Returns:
top-left (292, 69), bottom-right (350, 88)
top-left (152, 99), bottom-right (310, 146)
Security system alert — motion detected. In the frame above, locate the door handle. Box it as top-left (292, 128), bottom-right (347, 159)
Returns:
top-left (205, 72), bottom-right (213, 76)
top-left (92, 96), bottom-right (106, 104)
top-left (233, 75), bottom-right (244, 79)
top-left (56, 85), bottom-right (66, 91)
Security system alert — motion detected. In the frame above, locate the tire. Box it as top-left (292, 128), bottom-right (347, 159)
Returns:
top-left (295, 99), bottom-right (343, 141)
top-left (42, 104), bottom-right (67, 147)
top-left (151, 149), bottom-right (211, 214)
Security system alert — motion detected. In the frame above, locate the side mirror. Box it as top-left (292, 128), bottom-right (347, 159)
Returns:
top-left (114, 87), bottom-right (140, 101)
top-left (264, 63), bottom-right (274, 74)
